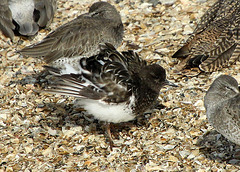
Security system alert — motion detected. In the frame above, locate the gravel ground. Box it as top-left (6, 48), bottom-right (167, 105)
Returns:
top-left (1, 0), bottom-right (240, 171)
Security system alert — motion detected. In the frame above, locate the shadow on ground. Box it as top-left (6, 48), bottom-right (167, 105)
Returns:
top-left (197, 130), bottom-right (240, 166)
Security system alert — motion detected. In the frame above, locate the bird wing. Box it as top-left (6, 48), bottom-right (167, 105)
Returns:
top-left (34, 0), bottom-right (57, 27)
top-left (172, 0), bottom-right (240, 72)
top-left (172, 0), bottom-right (223, 59)
top-left (216, 95), bottom-right (240, 144)
top-left (198, 11), bottom-right (240, 71)
top-left (173, 6), bottom-right (240, 71)
top-left (193, 0), bottom-right (223, 34)
top-left (0, 0), bottom-right (15, 40)
top-left (20, 15), bottom-right (112, 63)
top-left (199, 34), bottom-right (237, 71)
top-left (193, 1), bottom-right (237, 36)
top-left (99, 43), bottom-right (147, 75)
top-left (45, 54), bottom-right (132, 104)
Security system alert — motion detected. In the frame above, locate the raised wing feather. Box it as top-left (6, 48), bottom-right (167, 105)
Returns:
top-left (20, 16), bottom-right (114, 63)
top-left (45, 51), bottom-right (132, 104)
top-left (0, 0), bottom-right (15, 40)
top-left (100, 43), bottom-right (147, 75)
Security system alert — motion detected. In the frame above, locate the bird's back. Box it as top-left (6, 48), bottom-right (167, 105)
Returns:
top-left (172, 0), bottom-right (240, 72)
top-left (204, 75), bottom-right (240, 145)
top-left (208, 95), bottom-right (240, 145)
top-left (19, 2), bottom-right (123, 66)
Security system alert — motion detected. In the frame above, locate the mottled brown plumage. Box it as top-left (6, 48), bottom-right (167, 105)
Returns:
top-left (0, 0), bottom-right (56, 40)
top-left (204, 75), bottom-right (240, 145)
top-left (172, 0), bottom-right (240, 72)
top-left (20, 1), bottom-right (124, 69)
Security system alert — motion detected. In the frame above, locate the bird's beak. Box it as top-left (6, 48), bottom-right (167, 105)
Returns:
top-left (164, 80), bottom-right (178, 87)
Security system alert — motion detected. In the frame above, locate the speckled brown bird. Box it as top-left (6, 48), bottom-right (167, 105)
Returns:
top-left (20, 1), bottom-right (124, 71)
top-left (0, 0), bottom-right (56, 40)
top-left (44, 43), bottom-right (177, 150)
top-left (204, 75), bottom-right (240, 145)
top-left (172, 0), bottom-right (240, 72)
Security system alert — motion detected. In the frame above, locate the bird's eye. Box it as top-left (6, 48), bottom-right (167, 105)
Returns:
top-left (92, 11), bottom-right (101, 17)
top-left (150, 73), bottom-right (159, 79)
top-left (225, 86), bottom-right (233, 91)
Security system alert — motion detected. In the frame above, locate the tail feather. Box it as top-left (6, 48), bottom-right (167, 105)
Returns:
top-left (172, 45), bottom-right (190, 59)
top-left (20, 39), bottom-right (55, 57)
top-left (43, 65), bottom-right (61, 75)
top-left (45, 89), bottom-right (83, 98)
top-left (45, 75), bottom-right (87, 98)
top-left (229, 44), bottom-right (240, 64)
top-left (200, 43), bottom-right (237, 71)
top-left (54, 82), bottom-right (84, 92)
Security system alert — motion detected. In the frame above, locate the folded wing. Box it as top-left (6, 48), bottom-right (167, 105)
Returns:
top-left (45, 44), bottom-right (134, 104)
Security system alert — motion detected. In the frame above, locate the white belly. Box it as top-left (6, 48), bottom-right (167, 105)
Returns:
top-left (78, 98), bottom-right (135, 123)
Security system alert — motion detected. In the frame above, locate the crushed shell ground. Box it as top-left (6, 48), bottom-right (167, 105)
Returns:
top-left (0, 0), bottom-right (240, 171)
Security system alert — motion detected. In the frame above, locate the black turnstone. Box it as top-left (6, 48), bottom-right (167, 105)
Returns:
top-left (172, 0), bottom-right (240, 72)
top-left (44, 43), bottom-right (177, 149)
top-left (204, 75), bottom-right (240, 145)
top-left (19, 1), bottom-right (124, 71)
top-left (0, 0), bottom-right (56, 40)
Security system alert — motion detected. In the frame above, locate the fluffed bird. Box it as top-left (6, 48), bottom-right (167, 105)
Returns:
top-left (0, 0), bottom-right (56, 40)
top-left (172, 0), bottom-right (240, 72)
top-left (44, 43), bottom-right (177, 150)
top-left (19, 1), bottom-right (124, 71)
top-left (204, 75), bottom-right (240, 145)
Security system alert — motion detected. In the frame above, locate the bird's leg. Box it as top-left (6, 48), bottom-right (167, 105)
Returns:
top-left (105, 122), bottom-right (114, 151)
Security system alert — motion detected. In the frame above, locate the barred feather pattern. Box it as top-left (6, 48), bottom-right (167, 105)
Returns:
top-left (172, 0), bottom-right (240, 72)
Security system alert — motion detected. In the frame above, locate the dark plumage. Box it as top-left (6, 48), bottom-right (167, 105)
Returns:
top-left (204, 75), bottom-right (240, 145)
top-left (172, 0), bottom-right (240, 72)
top-left (20, 1), bottom-right (124, 69)
top-left (0, 0), bottom-right (56, 40)
top-left (44, 43), bottom-right (177, 149)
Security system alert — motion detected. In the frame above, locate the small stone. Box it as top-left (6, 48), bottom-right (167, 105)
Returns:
top-left (0, 113), bottom-right (7, 120)
top-left (183, 25), bottom-right (193, 35)
top-left (168, 155), bottom-right (179, 162)
top-left (25, 146), bottom-right (33, 154)
top-left (48, 128), bottom-right (57, 136)
top-left (179, 151), bottom-right (191, 158)
top-left (162, 145), bottom-right (176, 150)
top-left (159, 0), bottom-right (176, 6)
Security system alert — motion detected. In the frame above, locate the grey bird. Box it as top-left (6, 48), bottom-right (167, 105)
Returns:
top-left (19, 1), bottom-right (124, 71)
top-left (44, 43), bottom-right (177, 150)
top-left (0, 0), bottom-right (56, 40)
top-left (172, 0), bottom-right (240, 72)
top-left (204, 75), bottom-right (240, 145)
